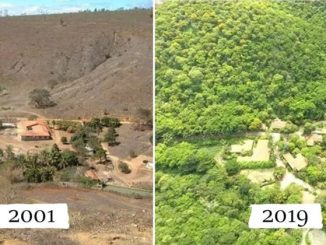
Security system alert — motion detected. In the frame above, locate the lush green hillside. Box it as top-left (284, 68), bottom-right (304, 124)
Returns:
top-left (156, 0), bottom-right (326, 244)
top-left (156, 0), bottom-right (326, 139)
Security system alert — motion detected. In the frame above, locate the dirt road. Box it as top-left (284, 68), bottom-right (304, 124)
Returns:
top-left (19, 186), bottom-right (152, 212)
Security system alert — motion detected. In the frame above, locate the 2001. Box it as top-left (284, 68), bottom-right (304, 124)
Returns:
top-left (9, 210), bottom-right (55, 223)
top-left (263, 209), bottom-right (308, 227)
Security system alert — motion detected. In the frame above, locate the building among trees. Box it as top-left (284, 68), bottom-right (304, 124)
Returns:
top-left (283, 153), bottom-right (307, 171)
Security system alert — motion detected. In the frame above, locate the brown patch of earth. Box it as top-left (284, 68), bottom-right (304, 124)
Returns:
top-left (0, 10), bottom-right (152, 119)
top-left (0, 185), bottom-right (152, 244)
top-left (108, 124), bottom-right (152, 159)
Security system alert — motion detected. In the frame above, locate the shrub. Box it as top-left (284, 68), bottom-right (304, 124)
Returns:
top-left (281, 123), bottom-right (298, 134)
top-left (303, 122), bottom-right (315, 135)
top-left (104, 127), bottom-right (120, 146)
top-left (273, 166), bottom-right (286, 180)
top-left (61, 136), bottom-right (68, 144)
top-left (101, 117), bottom-right (121, 128)
top-left (28, 115), bottom-right (38, 120)
top-left (61, 150), bottom-right (79, 168)
top-left (119, 161), bottom-right (131, 174)
top-left (79, 176), bottom-right (97, 187)
top-left (84, 118), bottom-right (102, 131)
top-left (137, 108), bottom-right (152, 126)
top-left (55, 120), bottom-right (80, 132)
top-left (58, 167), bottom-right (79, 182)
top-left (24, 166), bottom-right (56, 183)
top-left (225, 159), bottom-right (240, 176)
top-left (129, 150), bottom-right (137, 158)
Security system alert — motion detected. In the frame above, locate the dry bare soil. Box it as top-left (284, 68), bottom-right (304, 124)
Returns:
top-left (0, 10), bottom-right (152, 119)
top-left (0, 185), bottom-right (152, 244)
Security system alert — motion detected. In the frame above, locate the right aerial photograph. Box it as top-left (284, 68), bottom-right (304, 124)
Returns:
top-left (155, 0), bottom-right (326, 244)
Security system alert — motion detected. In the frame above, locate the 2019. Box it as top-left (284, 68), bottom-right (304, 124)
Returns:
top-left (263, 209), bottom-right (308, 227)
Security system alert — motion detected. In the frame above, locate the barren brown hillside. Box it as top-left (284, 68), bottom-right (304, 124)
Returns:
top-left (0, 10), bottom-right (152, 119)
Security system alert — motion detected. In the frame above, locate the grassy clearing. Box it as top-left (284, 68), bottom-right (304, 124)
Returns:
top-left (191, 137), bottom-right (246, 158)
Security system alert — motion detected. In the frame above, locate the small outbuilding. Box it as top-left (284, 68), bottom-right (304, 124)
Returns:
top-left (1, 123), bottom-right (17, 128)
top-left (307, 134), bottom-right (323, 146)
top-left (270, 118), bottom-right (287, 131)
top-left (283, 153), bottom-right (307, 171)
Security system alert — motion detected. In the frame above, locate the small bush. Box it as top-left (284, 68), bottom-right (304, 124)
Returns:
top-left (119, 161), bottom-right (131, 174)
top-left (28, 115), bottom-right (38, 120)
top-left (281, 123), bottom-right (298, 134)
top-left (129, 150), bottom-right (137, 158)
top-left (101, 117), bottom-right (121, 128)
top-left (104, 127), bottom-right (120, 146)
top-left (79, 176), bottom-right (97, 188)
top-left (55, 120), bottom-right (80, 132)
top-left (61, 136), bottom-right (68, 144)
top-left (225, 160), bottom-right (240, 176)
top-left (58, 167), bottom-right (78, 182)
top-left (273, 166), bottom-right (286, 180)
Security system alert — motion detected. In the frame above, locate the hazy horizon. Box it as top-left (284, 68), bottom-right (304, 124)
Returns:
top-left (0, 0), bottom-right (152, 16)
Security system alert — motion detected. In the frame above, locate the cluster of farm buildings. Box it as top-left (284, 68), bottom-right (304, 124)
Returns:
top-left (0, 118), bottom-right (154, 189)
top-left (230, 118), bottom-right (325, 171)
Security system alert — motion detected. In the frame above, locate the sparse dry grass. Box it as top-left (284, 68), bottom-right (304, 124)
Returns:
top-left (0, 10), bottom-right (152, 119)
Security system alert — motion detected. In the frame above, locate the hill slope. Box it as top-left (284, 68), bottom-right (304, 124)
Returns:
top-left (0, 10), bottom-right (152, 119)
top-left (156, 1), bottom-right (326, 244)
top-left (156, 0), bottom-right (326, 138)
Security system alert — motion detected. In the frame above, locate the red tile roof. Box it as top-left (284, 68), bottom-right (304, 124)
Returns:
top-left (21, 120), bottom-right (51, 137)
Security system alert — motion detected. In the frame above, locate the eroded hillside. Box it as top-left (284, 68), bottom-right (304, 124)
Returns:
top-left (0, 10), bottom-right (152, 119)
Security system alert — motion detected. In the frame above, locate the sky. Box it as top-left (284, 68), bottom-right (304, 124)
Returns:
top-left (0, 0), bottom-right (152, 16)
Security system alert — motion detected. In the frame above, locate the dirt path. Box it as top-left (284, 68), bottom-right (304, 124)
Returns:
top-left (308, 230), bottom-right (326, 245)
top-left (19, 186), bottom-right (152, 212)
top-left (275, 147), bottom-right (325, 244)
top-left (0, 109), bottom-right (135, 125)
top-left (281, 172), bottom-right (314, 192)
top-left (101, 142), bottom-right (152, 188)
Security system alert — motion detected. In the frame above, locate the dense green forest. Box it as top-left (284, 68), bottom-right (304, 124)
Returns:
top-left (156, 0), bottom-right (326, 244)
top-left (156, 141), bottom-right (303, 244)
top-left (156, 0), bottom-right (326, 139)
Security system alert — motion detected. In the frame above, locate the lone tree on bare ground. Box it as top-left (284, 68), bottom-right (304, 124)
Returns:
top-left (29, 89), bottom-right (56, 108)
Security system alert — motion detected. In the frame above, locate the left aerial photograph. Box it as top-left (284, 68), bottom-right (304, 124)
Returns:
top-left (0, 0), bottom-right (153, 244)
